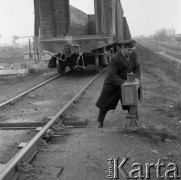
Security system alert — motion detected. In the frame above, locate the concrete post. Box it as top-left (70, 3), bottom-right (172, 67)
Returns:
top-left (29, 39), bottom-right (32, 59)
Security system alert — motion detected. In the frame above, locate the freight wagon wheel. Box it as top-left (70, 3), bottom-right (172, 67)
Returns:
top-left (95, 54), bottom-right (102, 73)
top-left (57, 60), bottom-right (65, 74)
top-left (69, 65), bottom-right (76, 71)
top-left (101, 48), bottom-right (108, 67)
top-left (107, 48), bottom-right (114, 65)
top-left (106, 52), bottom-right (112, 65)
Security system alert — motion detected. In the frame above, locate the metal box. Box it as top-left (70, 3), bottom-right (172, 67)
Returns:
top-left (121, 80), bottom-right (140, 106)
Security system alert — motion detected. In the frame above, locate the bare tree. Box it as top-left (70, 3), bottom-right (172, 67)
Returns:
top-left (153, 28), bottom-right (175, 41)
top-left (175, 35), bottom-right (181, 49)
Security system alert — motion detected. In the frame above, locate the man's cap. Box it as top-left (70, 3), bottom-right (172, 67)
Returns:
top-left (120, 39), bottom-right (136, 48)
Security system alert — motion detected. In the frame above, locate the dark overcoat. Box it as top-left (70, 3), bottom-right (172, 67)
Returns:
top-left (96, 50), bottom-right (140, 112)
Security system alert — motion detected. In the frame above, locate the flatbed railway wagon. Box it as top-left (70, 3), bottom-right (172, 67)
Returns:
top-left (34, 0), bottom-right (131, 74)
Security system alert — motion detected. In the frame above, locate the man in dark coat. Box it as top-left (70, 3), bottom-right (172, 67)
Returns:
top-left (96, 40), bottom-right (141, 127)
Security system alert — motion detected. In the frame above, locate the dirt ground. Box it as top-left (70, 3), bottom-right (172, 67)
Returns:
top-left (15, 44), bottom-right (181, 180)
top-left (0, 69), bottom-right (57, 103)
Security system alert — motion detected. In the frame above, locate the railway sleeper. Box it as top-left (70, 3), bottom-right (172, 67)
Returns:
top-left (51, 122), bottom-right (65, 132)
top-left (62, 119), bottom-right (88, 127)
top-left (42, 129), bottom-right (54, 142)
top-left (13, 144), bottom-right (39, 178)
top-left (59, 113), bottom-right (88, 127)
top-left (36, 126), bottom-right (64, 141)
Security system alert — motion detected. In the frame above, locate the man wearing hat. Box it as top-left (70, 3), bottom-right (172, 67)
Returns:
top-left (96, 40), bottom-right (141, 128)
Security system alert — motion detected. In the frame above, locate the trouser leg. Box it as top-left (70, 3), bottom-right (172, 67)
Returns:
top-left (97, 109), bottom-right (107, 123)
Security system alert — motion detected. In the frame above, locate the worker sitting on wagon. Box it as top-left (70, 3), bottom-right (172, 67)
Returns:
top-left (96, 40), bottom-right (141, 128)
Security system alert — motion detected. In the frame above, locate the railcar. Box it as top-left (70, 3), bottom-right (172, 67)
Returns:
top-left (34, 0), bottom-right (131, 74)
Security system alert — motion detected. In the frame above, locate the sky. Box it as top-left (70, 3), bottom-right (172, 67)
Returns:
top-left (121, 0), bottom-right (181, 37)
top-left (0, 0), bottom-right (180, 44)
top-left (0, 0), bottom-right (34, 44)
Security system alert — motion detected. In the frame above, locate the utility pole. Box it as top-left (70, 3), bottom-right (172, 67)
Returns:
top-left (175, 35), bottom-right (181, 50)
top-left (29, 39), bottom-right (32, 59)
top-left (33, 41), bottom-right (37, 64)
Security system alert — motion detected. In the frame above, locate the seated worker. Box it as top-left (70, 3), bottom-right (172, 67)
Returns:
top-left (96, 40), bottom-right (141, 128)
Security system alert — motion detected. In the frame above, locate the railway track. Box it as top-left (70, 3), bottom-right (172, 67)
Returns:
top-left (0, 74), bottom-right (61, 109)
top-left (0, 68), bottom-right (105, 179)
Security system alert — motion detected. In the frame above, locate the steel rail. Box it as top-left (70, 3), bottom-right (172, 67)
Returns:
top-left (0, 74), bottom-right (62, 109)
top-left (0, 69), bottom-right (105, 180)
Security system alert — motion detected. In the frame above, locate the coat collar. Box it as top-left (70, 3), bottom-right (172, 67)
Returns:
top-left (116, 50), bottom-right (129, 67)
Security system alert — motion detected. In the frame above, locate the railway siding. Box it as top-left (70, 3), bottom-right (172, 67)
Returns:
top-left (14, 44), bottom-right (181, 180)
top-left (1, 44), bottom-right (181, 179)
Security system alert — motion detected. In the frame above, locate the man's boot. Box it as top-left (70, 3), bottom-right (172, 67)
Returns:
top-left (96, 110), bottom-right (107, 128)
top-left (96, 121), bottom-right (104, 128)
